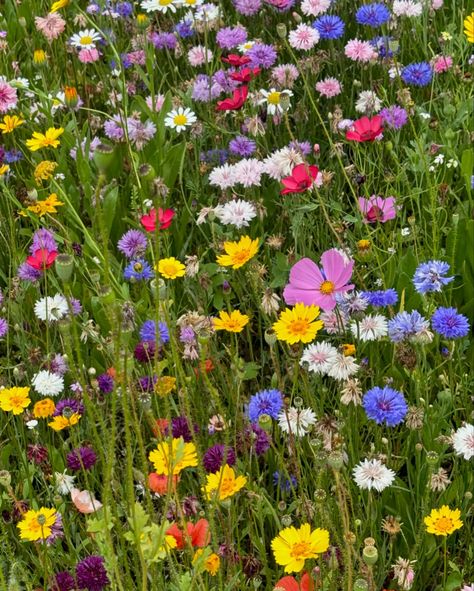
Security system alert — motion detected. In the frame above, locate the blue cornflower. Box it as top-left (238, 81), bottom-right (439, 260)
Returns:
top-left (229, 136), bottom-right (256, 157)
top-left (362, 289), bottom-right (398, 307)
top-left (123, 259), bottom-right (154, 282)
top-left (139, 320), bottom-right (170, 344)
top-left (175, 19), bottom-right (195, 38)
top-left (431, 307), bottom-right (470, 339)
top-left (273, 471), bottom-right (297, 492)
top-left (356, 3), bottom-right (391, 27)
top-left (248, 389), bottom-right (283, 422)
top-left (370, 36), bottom-right (398, 58)
top-left (388, 310), bottom-right (429, 342)
top-left (200, 149), bottom-right (228, 165)
top-left (4, 149), bottom-right (23, 163)
top-left (116, 1), bottom-right (134, 17)
top-left (413, 260), bottom-right (454, 294)
top-left (401, 62), bottom-right (433, 86)
top-left (363, 386), bottom-right (408, 426)
top-left (313, 15), bottom-right (345, 40)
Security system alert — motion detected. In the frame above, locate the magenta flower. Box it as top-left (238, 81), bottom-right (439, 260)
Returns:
top-left (283, 249), bottom-right (354, 311)
top-left (358, 195), bottom-right (397, 223)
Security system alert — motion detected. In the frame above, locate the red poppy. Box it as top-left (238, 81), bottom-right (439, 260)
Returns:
top-left (26, 248), bottom-right (58, 270)
top-left (166, 518), bottom-right (210, 549)
top-left (148, 473), bottom-right (179, 494)
top-left (193, 359), bottom-right (214, 377)
top-left (153, 418), bottom-right (170, 437)
top-left (280, 163), bottom-right (319, 195)
top-left (216, 85), bottom-right (248, 111)
top-left (345, 115), bottom-right (383, 142)
top-left (230, 67), bottom-right (261, 83)
top-left (140, 207), bottom-right (175, 232)
top-left (222, 54), bottom-right (251, 67)
top-left (274, 572), bottom-right (315, 591)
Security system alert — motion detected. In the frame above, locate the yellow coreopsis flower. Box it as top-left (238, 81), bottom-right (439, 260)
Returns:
top-left (424, 506), bottom-right (463, 536)
top-left (193, 549), bottom-right (221, 576)
top-left (0, 387), bottom-right (31, 415)
top-left (213, 310), bottom-right (249, 333)
top-left (157, 257), bottom-right (186, 279)
top-left (48, 413), bottom-right (81, 431)
top-left (17, 507), bottom-right (57, 541)
top-left (33, 398), bottom-right (56, 418)
top-left (464, 12), bottom-right (474, 43)
top-left (50, 0), bottom-right (69, 12)
top-left (271, 524), bottom-right (330, 573)
top-left (273, 303), bottom-right (323, 345)
top-left (216, 235), bottom-right (259, 269)
top-left (26, 127), bottom-right (64, 152)
top-left (34, 160), bottom-right (58, 184)
top-left (27, 193), bottom-right (64, 217)
top-left (203, 464), bottom-right (247, 501)
top-left (0, 164), bottom-right (9, 176)
top-left (0, 115), bottom-right (25, 134)
top-left (149, 437), bottom-right (198, 476)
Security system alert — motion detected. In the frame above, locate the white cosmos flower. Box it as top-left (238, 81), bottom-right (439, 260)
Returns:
top-left (34, 294), bottom-right (69, 322)
top-left (258, 88), bottom-right (293, 115)
top-left (214, 199), bottom-right (257, 228)
top-left (353, 458), bottom-right (396, 492)
top-left (300, 342), bottom-right (338, 374)
top-left (69, 29), bottom-right (101, 50)
top-left (326, 353), bottom-right (359, 380)
top-left (350, 314), bottom-right (388, 341)
top-left (55, 471), bottom-right (76, 495)
top-left (277, 407), bottom-right (316, 437)
top-left (141, 0), bottom-right (177, 13)
top-left (164, 107), bottom-right (197, 132)
top-left (452, 424), bottom-right (474, 460)
top-left (32, 370), bottom-right (64, 397)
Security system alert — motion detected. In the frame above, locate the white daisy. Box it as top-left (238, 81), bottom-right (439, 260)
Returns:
top-left (238, 40), bottom-right (255, 53)
top-left (141, 0), bottom-right (177, 13)
top-left (326, 354), bottom-right (359, 380)
top-left (452, 424), bottom-right (474, 460)
top-left (164, 107), bottom-right (197, 132)
top-left (55, 471), bottom-right (76, 495)
top-left (176, 0), bottom-right (203, 7)
top-left (351, 314), bottom-right (388, 341)
top-left (277, 407), bottom-right (317, 437)
top-left (353, 458), bottom-right (395, 492)
top-left (258, 88), bottom-right (294, 115)
top-left (300, 342), bottom-right (339, 374)
top-left (34, 294), bottom-right (69, 322)
top-left (69, 29), bottom-right (101, 50)
top-left (32, 370), bottom-right (64, 397)
top-left (214, 199), bottom-right (257, 228)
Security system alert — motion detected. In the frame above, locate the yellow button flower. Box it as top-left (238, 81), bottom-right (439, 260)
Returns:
top-left (0, 114), bottom-right (24, 134)
top-left (424, 506), bottom-right (463, 536)
top-left (216, 235), bottom-right (259, 269)
top-left (17, 507), bottom-right (57, 541)
top-left (149, 437), bottom-right (198, 476)
top-left (0, 387), bottom-right (31, 415)
top-left (271, 523), bottom-right (330, 573)
top-left (157, 257), bottom-right (186, 279)
top-left (213, 310), bottom-right (249, 333)
top-left (273, 303), bottom-right (323, 345)
top-left (203, 464), bottom-right (247, 501)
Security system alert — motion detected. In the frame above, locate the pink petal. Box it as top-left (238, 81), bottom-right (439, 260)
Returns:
top-left (283, 285), bottom-right (320, 306)
top-left (320, 249), bottom-right (353, 288)
top-left (288, 258), bottom-right (323, 289)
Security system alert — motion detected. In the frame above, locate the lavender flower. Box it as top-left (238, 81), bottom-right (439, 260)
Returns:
top-left (216, 26), bottom-right (247, 50)
top-left (97, 373), bottom-right (114, 393)
top-left (380, 105), bottom-right (408, 129)
top-left (203, 444), bottom-right (236, 472)
top-left (246, 43), bottom-right (277, 69)
top-left (233, 0), bottom-right (262, 16)
top-left (51, 571), bottom-right (76, 591)
top-left (50, 354), bottom-right (68, 375)
top-left (229, 136), bottom-right (256, 157)
top-left (0, 318), bottom-right (8, 338)
top-left (53, 399), bottom-right (84, 417)
top-left (31, 228), bottom-right (58, 253)
top-left (18, 262), bottom-right (42, 282)
top-left (388, 310), bottom-right (429, 342)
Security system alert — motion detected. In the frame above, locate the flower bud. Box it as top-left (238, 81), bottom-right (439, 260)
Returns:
top-left (264, 328), bottom-right (277, 346)
top-left (426, 450), bottom-right (439, 465)
top-left (354, 579), bottom-right (369, 591)
top-left (363, 545), bottom-right (378, 565)
top-left (328, 451), bottom-right (344, 470)
top-left (93, 143), bottom-right (116, 174)
top-left (0, 470), bottom-right (11, 488)
top-left (276, 23), bottom-right (287, 38)
top-left (55, 254), bottom-right (74, 282)
top-left (64, 86), bottom-right (79, 109)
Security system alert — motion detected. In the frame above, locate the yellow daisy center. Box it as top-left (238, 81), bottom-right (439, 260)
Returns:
top-left (319, 280), bottom-right (335, 295)
top-left (162, 263), bottom-right (178, 276)
top-left (288, 319), bottom-right (310, 336)
top-left (435, 517), bottom-right (454, 533)
top-left (10, 395), bottom-right (25, 408)
top-left (174, 114), bottom-right (187, 126)
top-left (267, 91), bottom-right (281, 105)
top-left (290, 541), bottom-right (313, 559)
top-left (80, 35), bottom-right (93, 45)
top-left (160, 0), bottom-right (173, 5)
top-left (231, 248), bottom-right (251, 264)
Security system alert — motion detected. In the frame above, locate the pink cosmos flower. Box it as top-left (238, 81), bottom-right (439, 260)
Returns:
top-left (433, 55), bottom-right (453, 73)
top-left (358, 195), bottom-right (397, 223)
top-left (283, 248), bottom-right (355, 311)
top-left (344, 39), bottom-right (377, 62)
top-left (288, 24), bottom-right (320, 51)
top-left (35, 13), bottom-right (66, 41)
top-left (315, 77), bottom-right (342, 98)
top-left (71, 488), bottom-right (103, 514)
top-left (0, 81), bottom-right (17, 113)
top-left (78, 48), bottom-right (100, 63)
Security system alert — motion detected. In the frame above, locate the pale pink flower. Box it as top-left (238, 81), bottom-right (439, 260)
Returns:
top-left (0, 81), bottom-right (17, 113)
top-left (233, 158), bottom-right (264, 187)
top-left (433, 55), bottom-right (453, 73)
top-left (300, 0), bottom-right (331, 16)
top-left (431, 0), bottom-right (443, 9)
top-left (146, 94), bottom-right (165, 111)
top-left (289, 24), bottom-right (319, 51)
top-left (271, 64), bottom-right (299, 87)
top-left (209, 163), bottom-right (237, 190)
top-left (344, 39), bottom-right (377, 63)
top-left (35, 13), bottom-right (66, 41)
top-left (78, 48), bottom-right (101, 63)
top-left (71, 488), bottom-right (103, 513)
top-left (188, 45), bottom-right (213, 66)
top-left (315, 77), bottom-right (342, 98)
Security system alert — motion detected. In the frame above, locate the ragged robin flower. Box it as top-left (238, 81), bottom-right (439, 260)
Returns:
top-left (216, 235), bottom-right (259, 269)
top-left (26, 127), bottom-right (64, 152)
top-left (17, 507), bottom-right (57, 541)
top-left (273, 303), bottom-right (323, 345)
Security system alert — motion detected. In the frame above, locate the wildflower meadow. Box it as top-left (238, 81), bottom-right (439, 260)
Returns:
top-left (0, 0), bottom-right (473, 589)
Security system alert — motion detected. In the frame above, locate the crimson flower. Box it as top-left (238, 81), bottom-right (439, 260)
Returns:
top-left (140, 208), bottom-right (174, 232)
top-left (216, 85), bottom-right (248, 111)
top-left (26, 248), bottom-right (58, 270)
top-left (230, 67), bottom-right (261, 83)
top-left (166, 519), bottom-right (210, 549)
top-left (346, 115), bottom-right (383, 142)
top-left (280, 163), bottom-right (319, 195)
top-left (222, 54), bottom-right (251, 67)
top-left (274, 572), bottom-right (315, 591)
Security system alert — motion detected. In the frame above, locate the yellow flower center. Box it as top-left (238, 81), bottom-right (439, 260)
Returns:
top-left (219, 476), bottom-right (236, 496)
top-left (159, 0), bottom-right (173, 5)
top-left (173, 114), bottom-right (187, 126)
top-left (267, 91), bottom-right (281, 105)
top-left (10, 395), bottom-right (25, 408)
top-left (319, 280), bottom-right (335, 295)
top-left (435, 517), bottom-right (454, 532)
top-left (290, 541), bottom-right (313, 559)
top-left (289, 319), bottom-right (309, 335)
top-left (162, 263), bottom-right (178, 276)
top-left (232, 249), bottom-right (251, 264)
top-left (80, 35), bottom-right (93, 45)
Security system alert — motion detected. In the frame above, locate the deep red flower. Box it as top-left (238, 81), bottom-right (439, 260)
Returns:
top-left (140, 208), bottom-right (175, 232)
top-left (26, 248), bottom-right (58, 270)
top-left (274, 572), bottom-right (315, 591)
top-left (345, 115), bottom-right (383, 142)
top-left (280, 164), bottom-right (319, 195)
top-left (216, 85), bottom-right (248, 111)
top-left (230, 67), bottom-right (261, 83)
top-left (222, 54), bottom-right (251, 67)
top-left (166, 518), bottom-right (210, 549)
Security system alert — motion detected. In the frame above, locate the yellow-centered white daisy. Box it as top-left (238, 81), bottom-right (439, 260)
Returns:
top-left (164, 107), bottom-right (197, 133)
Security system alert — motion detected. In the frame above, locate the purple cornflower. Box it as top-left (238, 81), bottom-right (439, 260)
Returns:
top-left (67, 446), bottom-right (98, 471)
top-left (363, 386), bottom-right (408, 426)
top-left (248, 389), bottom-right (283, 422)
top-left (203, 444), bottom-right (236, 472)
top-left (216, 26), bottom-right (247, 50)
top-left (139, 320), bottom-right (170, 344)
top-left (413, 260), bottom-right (454, 294)
top-left (356, 3), bottom-right (391, 27)
top-left (288, 140), bottom-right (312, 155)
top-left (401, 62), bottom-right (433, 86)
top-left (50, 353), bottom-right (68, 375)
top-left (117, 230), bottom-right (148, 259)
top-left (51, 571), bottom-right (76, 591)
top-left (192, 75), bottom-right (223, 102)
top-left (361, 289), bottom-right (398, 307)
top-left (76, 555), bottom-right (110, 591)
top-left (123, 259), bottom-right (154, 282)
top-left (134, 341), bottom-right (157, 362)
top-left (233, 0), bottom-right (262, 16)
top-left (0, 318), bottom-right (8, 338)
top-left (97, 373), bottom-right (114, 393)
top-left (388, 310), bottom-right (429, 342)
top-left (200, 149), bottom-right (228, 164)
top-left (138, 375), bottom-right (156, 392)
top-left (212, 69), bottom-right (239, 93)
top-left (149, 31), bottom-right (177, 50)
top-left (171, 416), bottom-right (198, 442)
top-left (53, 399), bottom-right (84, 417)
top-left (17, 262), bottom-right (42, 282)
top-left (126, 118), bottom-right (156, 150)
top-left (175, 19), bottom-right (195, 38)
top-left (103, 116), bottom-right (124, 141)
top-left (31, 228), bottom-right (57, 253)
top-left (380, 105), bottom-right (408, 129)
top-left (4, 149), bottom-right (23, 163)
top-left (246, 43), bottom-right (277, 69)
top-left (67, 297), bottom-right (82, 316)
top-left (179, 326), bottom-right (196, 343)
top-left (116, 2), bottom-right (134, 17)
top-left (45, 513), bottom-right (64, 545)
top-left (313, 15), bottom-right (345, 39)
top-left (229, 136), bottom-right (256, 157)
top-left (253, 424), bottom-right (271, 455)
top-left (273, 471), bottom-right (297, 492)
top-left (431, 307), bottom-right (470, 339)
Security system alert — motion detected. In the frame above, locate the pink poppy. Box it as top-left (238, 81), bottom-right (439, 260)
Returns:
top-left (358, 195), bottom-right (397, 223)
top-left (71, 488), bottom-right (103, 513)
top-left (26, 248), bottom-right (58, 270)
top-left (346, 115), bottom-right (383, 142)
top-left (140, 207), bottom-right (175, 232)
top-left (280, 163), bottom-right (319, 195)
top-left (283, 248), bottom-right (354, 311)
